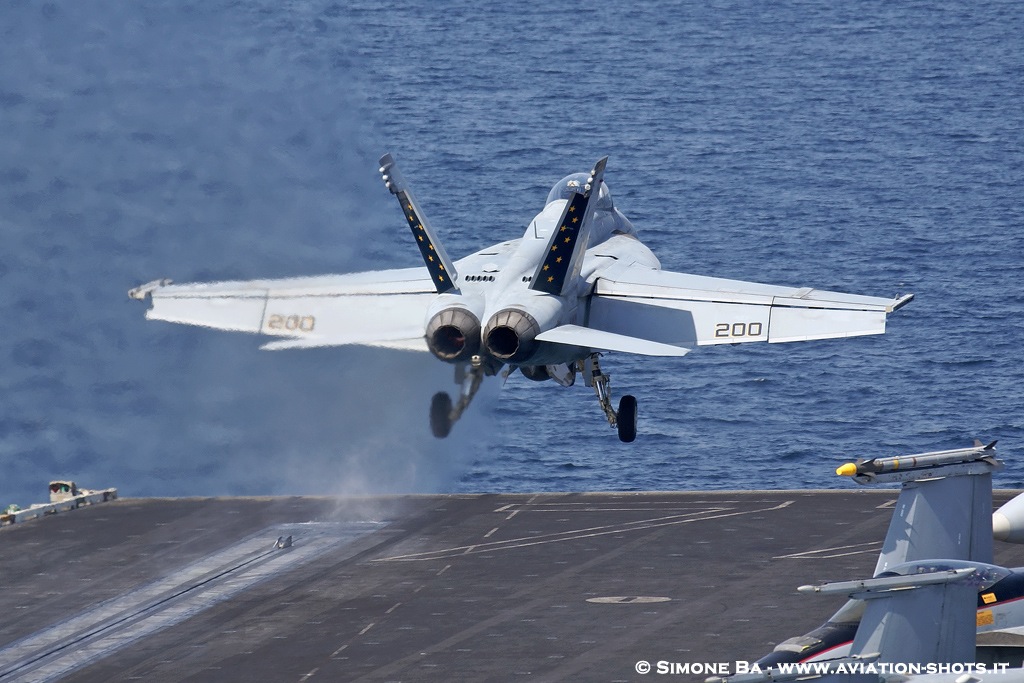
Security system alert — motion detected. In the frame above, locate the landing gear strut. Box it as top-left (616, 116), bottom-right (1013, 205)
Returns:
top-left (581, 354), bottom-right (638, 443)
top-left (429, 355), bottom-right (490, 439)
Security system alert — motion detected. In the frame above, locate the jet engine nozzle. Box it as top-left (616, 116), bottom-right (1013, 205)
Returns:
top-left (425, 307), bottom-right (482, 362)
top-left (483, 308), bottom-right (540, 363)
top-left (994, 492), bottom-right (1024, 544)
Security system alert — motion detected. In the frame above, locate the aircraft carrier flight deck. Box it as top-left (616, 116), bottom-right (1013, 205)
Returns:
top-left (3, 491), bottom-right (1024, 682)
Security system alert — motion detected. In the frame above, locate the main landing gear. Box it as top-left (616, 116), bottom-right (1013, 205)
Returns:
top-left (429, 355), bottom-right (491, 439)
top-left (582, 354), bottom-right (637, 443)
top-left (428, 353), bottom-right (637, 443)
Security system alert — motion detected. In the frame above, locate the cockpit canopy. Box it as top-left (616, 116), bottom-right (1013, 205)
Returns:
top-left (545, 173), bottom-right (614, 211)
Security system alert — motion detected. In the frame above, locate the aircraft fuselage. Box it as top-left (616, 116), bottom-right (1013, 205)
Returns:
top-left (429, 200), bottom-right (657, 369)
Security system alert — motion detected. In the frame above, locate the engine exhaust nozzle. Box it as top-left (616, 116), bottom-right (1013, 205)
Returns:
top-left (483, 308), bottom-right (540, 363)
top-left (425, 307), bottom-right (481, 362)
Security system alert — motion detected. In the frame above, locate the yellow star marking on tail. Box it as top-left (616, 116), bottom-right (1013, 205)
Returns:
top-left (543, 264), bottom-right (549, 271)
top-left (572, 217), bottom-right (579, 223)
top-left (429, 244), bottom-right (435, 251)
top-left (551, 245), bottom-right (557, 252)
top-left (428, 255), bottom-right (434, 261)
top-left (564, 237), bottom-right (571, 243)
top-left (439, 264), bottom-right (445, 270)
top-left (547, 276), bottom-right (554, 282)
top-left (569, 205), bottom-right (576, 212)
top-left (556, 256), bottom-right (562, 263)
top-left (417, 235), bottom-right (424, 241)
top-left (438, 275), bottom-right (445, 282)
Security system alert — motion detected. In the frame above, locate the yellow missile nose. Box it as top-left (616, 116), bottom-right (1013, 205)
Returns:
top-left (836, 463), bottom-right (858, 477)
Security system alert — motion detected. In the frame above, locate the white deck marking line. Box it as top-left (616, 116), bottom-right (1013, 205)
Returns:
top-left (498, 499), bottom-right (777, 509)
top-left (483, 527), bottom-right (499, 538)
top-left (376, 502), bottom-right (794, 561)
top-left (773, 541), bottom-right (883, 559)
top-left (505, 510), bottom-right (520, 521)
top-left (330, 599), bottom-right (397, 660)
top-left (377, 508), bottom-right (730, 561)
top-left (516, 507), bottom-right (737, 513)
top-left (802, 549), bottom-right (883, 559)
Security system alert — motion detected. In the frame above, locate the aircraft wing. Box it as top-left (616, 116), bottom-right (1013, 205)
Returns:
top-left (587, 264), bottom-right (913, 349)
top-left (129, 267), bottom-right (436, 352)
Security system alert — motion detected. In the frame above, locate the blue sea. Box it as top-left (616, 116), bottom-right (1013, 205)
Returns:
top-left (1, 0), bottom-right (1022, 506)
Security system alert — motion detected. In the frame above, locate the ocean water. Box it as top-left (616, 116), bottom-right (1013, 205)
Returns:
top-left (1, 0), bottom-right (1022, 506)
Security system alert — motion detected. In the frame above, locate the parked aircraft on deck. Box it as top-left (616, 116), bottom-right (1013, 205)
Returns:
top-left (749, 441), bottom-right (1024, 670)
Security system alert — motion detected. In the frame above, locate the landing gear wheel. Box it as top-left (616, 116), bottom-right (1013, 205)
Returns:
top-left (616, 395), bottom-right (637, 443)
top-left (430, 392), bottom-right (454, 439)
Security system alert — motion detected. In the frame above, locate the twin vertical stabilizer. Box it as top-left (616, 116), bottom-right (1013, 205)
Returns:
top-left (379, 153), bottom-right (460, 294)
top-left (530, 157), bottom-right (608, 297)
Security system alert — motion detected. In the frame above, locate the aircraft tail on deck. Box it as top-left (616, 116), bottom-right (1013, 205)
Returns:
top-left (798, 564), bottom-right (988, 665)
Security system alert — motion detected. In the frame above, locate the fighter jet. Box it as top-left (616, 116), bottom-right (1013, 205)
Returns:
top-left (711, 559), bottom-right (1024, 683)
top-left (754, 441), bottom-right (1024, 667)
top-left (129, 155), bottom-right (913, 441)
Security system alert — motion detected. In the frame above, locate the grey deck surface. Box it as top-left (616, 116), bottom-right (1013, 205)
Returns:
top-left (3, 491), bottom-right (1023, 682)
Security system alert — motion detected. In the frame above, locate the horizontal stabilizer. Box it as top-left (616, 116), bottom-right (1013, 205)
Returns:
top-left (536, 324), bottom-right (690, 357)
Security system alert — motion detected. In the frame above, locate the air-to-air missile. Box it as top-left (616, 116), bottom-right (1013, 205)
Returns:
top-left (835, 440), bottom-right (998, 481)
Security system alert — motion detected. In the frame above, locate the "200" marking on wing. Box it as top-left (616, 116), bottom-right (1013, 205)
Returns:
top-left (714, 322), bottom-right (763, 338)
top-left (267, 314), bottom-right (316, 333)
